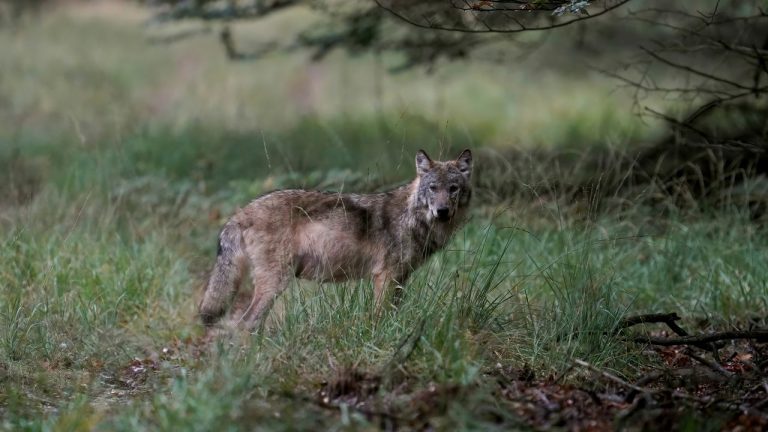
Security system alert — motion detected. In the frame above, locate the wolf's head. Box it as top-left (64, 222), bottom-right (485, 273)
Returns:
top-left (414, 149), bottom-right (473, 223)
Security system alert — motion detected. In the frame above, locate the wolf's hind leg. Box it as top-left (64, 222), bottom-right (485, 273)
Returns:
top-left (199, 223), bottom-right (246, 326)
top-left (235, 268), bottom-right (290, 331)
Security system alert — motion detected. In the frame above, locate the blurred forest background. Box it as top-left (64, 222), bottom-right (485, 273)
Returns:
top-left (1, 0), bottom-right (768, 430)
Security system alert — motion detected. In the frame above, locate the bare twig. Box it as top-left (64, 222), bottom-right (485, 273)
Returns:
top-left (632, 330), bottom-right (768, 346)
top-left (573, 359), bottom-right (652, 394)
top-left (616, 311), bottom-right (720, 352)
top-left (640, 47), bottom-right (753, 91)
top-left (682, 348), bottom-right (734, 378)
top-left (616, 312), bottom-right (682, 330)
top-left (375, 0), bottom-right (634, 33)
top-left (624, 371), bottom-right (664, 402)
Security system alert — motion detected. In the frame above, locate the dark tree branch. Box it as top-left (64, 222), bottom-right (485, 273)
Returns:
top-left (150, 0), bottom-right (300, 23)
top-left (683, 347), bottom-right (734, 377)
top-left (639, 47), bottom-right (753, 91)
top-left (683, 91), bottom-right (758, 124)
top-left (616, 311), bottom-right (720, 352)
top-left (219, 25), bottom-right (279, 61)
top-left (632, 330), bottom-right (768, 346)
top-left (616, 312), bottom-right (682, 330)
top-left (374, 0), bottom-right (634, 34)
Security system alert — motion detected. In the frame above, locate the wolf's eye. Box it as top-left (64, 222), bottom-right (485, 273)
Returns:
top-left (449, 185), bottom-right (459, 193)
top-left (429, 184), bottom-right (437, 192)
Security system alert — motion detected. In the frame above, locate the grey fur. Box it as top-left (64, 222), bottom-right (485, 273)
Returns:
top-left (198, 149), bottom-right (473, 330)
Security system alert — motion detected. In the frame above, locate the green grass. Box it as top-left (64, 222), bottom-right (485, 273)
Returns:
top-left (3, 183), bottom-right (764, 429)
top-left (1, 3), bottom-right (766, 430)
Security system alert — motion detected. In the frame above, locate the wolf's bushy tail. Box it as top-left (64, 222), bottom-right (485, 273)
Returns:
top-left (199, 222), bottom-right (246, 326)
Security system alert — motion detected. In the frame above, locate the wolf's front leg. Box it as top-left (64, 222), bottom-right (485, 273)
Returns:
top-left (373, 271), bottom-right (393, 311)
top-left (373, 270), bottom-right (408, 312)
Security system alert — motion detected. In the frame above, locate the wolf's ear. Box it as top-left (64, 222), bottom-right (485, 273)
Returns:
top-left (456, 149), bottom-right (472, 178)
top-left (415, 150), bottom-right (433, 176)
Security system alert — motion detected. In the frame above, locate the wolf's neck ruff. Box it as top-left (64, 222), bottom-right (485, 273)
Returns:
top-left (199, 149), bottom-right (473, 331)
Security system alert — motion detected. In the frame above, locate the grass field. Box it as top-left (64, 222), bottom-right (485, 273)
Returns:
top-left (1, 2), bottom-right (767, 430)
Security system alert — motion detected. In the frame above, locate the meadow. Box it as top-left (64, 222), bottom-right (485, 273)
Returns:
top-left (1, 2), bottom-right (766, 430)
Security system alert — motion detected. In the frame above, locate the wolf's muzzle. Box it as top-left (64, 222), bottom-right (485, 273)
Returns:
top-left (436, 207), bottom-right (451, 221)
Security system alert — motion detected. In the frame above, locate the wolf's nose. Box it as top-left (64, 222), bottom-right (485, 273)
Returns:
top-left (436, 208), bottom-right (450, 220)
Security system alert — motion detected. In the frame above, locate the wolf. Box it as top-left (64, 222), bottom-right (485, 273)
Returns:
top-left (199, 149), bottom-right (473, 330)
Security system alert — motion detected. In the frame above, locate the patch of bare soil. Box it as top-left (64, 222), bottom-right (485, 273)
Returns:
top-left (300, 348), bottom-right (768, 431)
top-left (295, 315), bottom-right (768, 431)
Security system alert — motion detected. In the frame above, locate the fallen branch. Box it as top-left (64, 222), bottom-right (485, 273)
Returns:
top-left (575, 360), bottom-right (741, 405)
top-left (616, 313), bottom-right (683, 331)
top-left (617, 312), bottom-right (692, 339)
top-left (573, 359), bottom-right (653, 394)
top-left (632, 330), bottom-right (768, 346)
top-left (624, 371), bottom-right (664, 403)
top-left (682, 348), bottom-right (734, 378)
top-left (617, 312), bottom-right (718, 352)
